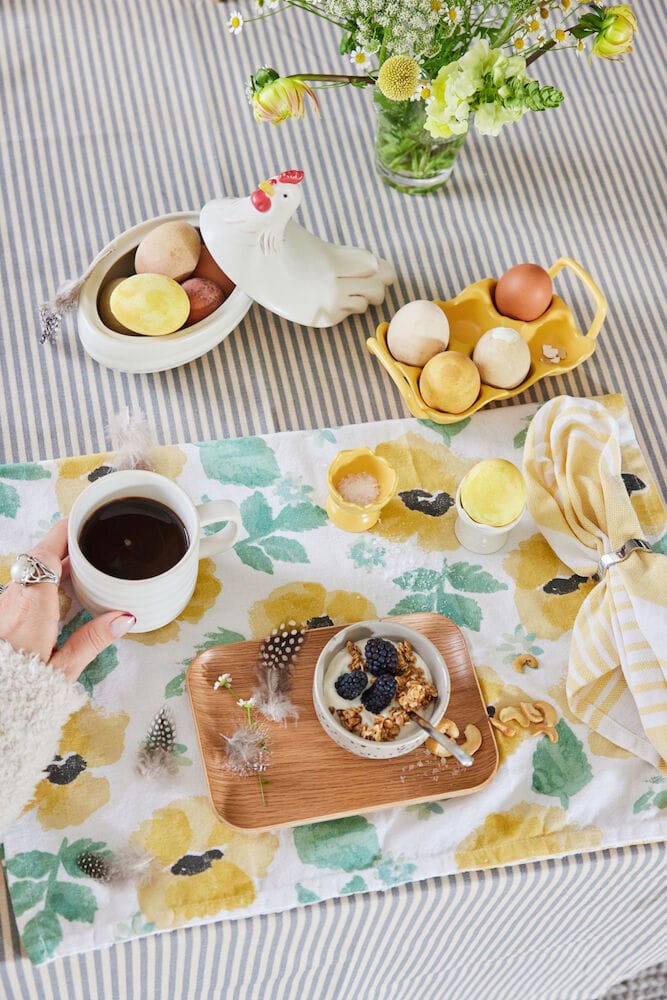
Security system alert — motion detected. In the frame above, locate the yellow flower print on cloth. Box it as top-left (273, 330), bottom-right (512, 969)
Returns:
top-left (455, 802), bottom-right (602, 870)
top-left (248, 582), bottom-right (377, 637)
top-left (54, 445), bottom-right (187, 514)
top-left (27, 704), bottom-right (129, 829)
top-left (131, 796), bottom-right (279, 929)
top-left (503, 534), bottom-right (595, 640)
top-left (373, 433), bottom-right (474, 552)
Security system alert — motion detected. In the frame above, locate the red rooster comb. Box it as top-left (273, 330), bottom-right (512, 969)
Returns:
top-left (278, 169), bottom-right (304, 184)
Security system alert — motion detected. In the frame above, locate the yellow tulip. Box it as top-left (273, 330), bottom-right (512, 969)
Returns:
top-left (592, 5), bottom-right (638, 60)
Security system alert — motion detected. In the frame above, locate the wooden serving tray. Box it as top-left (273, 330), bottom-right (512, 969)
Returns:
top-left (186, 613), bottom-right (499, 832)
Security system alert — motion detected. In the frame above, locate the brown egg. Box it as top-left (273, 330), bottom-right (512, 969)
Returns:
top-left (181, 277), bottom-right (226, 326)
top-left (494, 264), bottom-right (553, 322)
top-left (135, 221), bottom-right (201, 282)
top-left (193, 243), bottom-right (236, 300)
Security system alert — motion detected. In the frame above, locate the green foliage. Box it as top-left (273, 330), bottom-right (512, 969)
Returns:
top-left (0, 482), bottom-right (20, 518)
top-left (234, 492), bottom-right (327, 575)
top-left (7, 837), bottom-right (105, 964)
top-left (59, 611), bottom-right (119, 695)
top-left (0, 463), bottom-right (51, 480)
top-left (532, 719), bottom-right (593, 808)
top-left (293, 816), bottom-right (381, 871)
top-left (418, 417), bottom-right (471, 445)
top-left (197, 438), bottom-right (280, 487)
top-left (390, 558), bottom-right (507, 631)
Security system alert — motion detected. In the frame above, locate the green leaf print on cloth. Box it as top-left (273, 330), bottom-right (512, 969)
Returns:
top-left (293, 817), bottom-right (381, 872)
top-left (0, 463), bottom-right (52, 480)
top-left (197, 438), bottom-right (280, 487)
top-left (390, 559), bottom-right (508, 632)
top-left (0, 482), bottom-right (20, 518)
top-left (7, 837), bottom-right (104, 964)
top-left (234, 493), bottom-right (327, 575)
top-left (532, 719), bottom-right (593, 808)
top-left (59, 611), bottom-right (119, 695)
top-left (418, 417), bottom-right (470, 445)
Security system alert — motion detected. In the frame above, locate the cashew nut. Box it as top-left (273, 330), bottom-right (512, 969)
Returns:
top-left (513, 653), bottom-right (539, 673)
top-left (499, 705), bottom-right (530, 728)
top-left (532, 724), bottom-right (558, 742)
top-left (424, 718), bottom-right (460, 757)
top-left (520, 701), bottom-right (545, 724)
top-left (532, 700), bottom-right (558, 727)
top-left (426, 721), bottom-right (482, 758)
top-left (489, 716), bottom-right (517, 738)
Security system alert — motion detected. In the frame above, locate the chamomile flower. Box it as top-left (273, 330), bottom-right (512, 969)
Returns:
top-left (214, 673), bottom-right (233, 690)
top-left (554, 27), bottom-right (566, 42)
top-left (350, 48), bottom-right (372, 69)
top-left (411, 79), bottom-right (433, 102)
top-left (447, 7), bottom-right (461, 24)
top-left (514, 36), bottom-right (525, 50)
top-left (527, 18), bottom-right (540, 33)
top-left (227, 10), bottom-right (244, 34)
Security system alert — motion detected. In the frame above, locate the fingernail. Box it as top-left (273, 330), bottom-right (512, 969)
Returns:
top-left (110, 613), bottom-right (136, 637)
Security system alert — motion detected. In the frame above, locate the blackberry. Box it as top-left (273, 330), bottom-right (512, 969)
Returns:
top-left (364, 637), bottom-right (399, 676)
top-left (335, 670), bottom-right (368, 700)
top-left (361, 674), bottom-right (397, 715)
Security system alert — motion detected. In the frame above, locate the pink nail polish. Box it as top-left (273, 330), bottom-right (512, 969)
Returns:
top-left (111, 613), bottom-right (136, 637)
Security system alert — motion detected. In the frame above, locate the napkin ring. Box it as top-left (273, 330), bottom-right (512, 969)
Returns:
top-left (598, 538), bottom-right (655, 578)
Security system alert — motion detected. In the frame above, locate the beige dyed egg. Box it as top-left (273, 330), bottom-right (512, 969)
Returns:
top-left (494, 264), bottom-right (553, 322)
top-left (472, 327), bottom-right (531, 389)
top-left (109, 274), bottom-right (190, 336)
top-left (193, 244), bottom-right (236, 300)
top-left (419, 351), bottom-right (480, 414)
top-left (134, 221), bottom-right (201, 282)
top-left (98, 278), bottom-right (136, 335)
top-left (182, 277), bottom-right (225, 326)
top-left (387, 300), bottom-right (450, 367)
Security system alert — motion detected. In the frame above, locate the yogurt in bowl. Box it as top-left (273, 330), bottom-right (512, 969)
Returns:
top-left (313, 620), bottom-right (450, 759)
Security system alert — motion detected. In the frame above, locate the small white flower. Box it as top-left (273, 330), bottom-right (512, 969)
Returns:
top-left (237, 697), bottom-right (256, 709)
top-left (227, 10), bottom-right (244, 34)
top-left (214, 672), bottom-right (233, 690)
top-left (411, 79), bottom-right (432, 102)
top-left (349, 48), bottom-right (371, 69)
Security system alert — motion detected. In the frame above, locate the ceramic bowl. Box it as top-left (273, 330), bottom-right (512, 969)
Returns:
top-left (312, 620), bottom-right (451, 759)
top-left (76, 212), bottom-right (253, 373)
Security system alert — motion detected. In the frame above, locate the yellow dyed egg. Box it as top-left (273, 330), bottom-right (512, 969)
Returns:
top-left (109, 274), bottom-right (190, 336)
top-left (135, 221), bottom-right (201, 282)
top-left (460, 459), bottom-right (526, 527)
top-left (98, 277), bottom-right (135, 335)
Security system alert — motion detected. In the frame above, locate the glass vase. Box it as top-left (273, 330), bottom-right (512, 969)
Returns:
top-left (373, 90), bottom-right (467, 195)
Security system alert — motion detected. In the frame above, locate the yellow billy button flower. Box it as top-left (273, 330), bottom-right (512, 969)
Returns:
top-left (250, 69), bottom-right (320, 124)
top-left (377, 55), bottom-right (421, 102)
top-left (592, 5), bottom-right (638, 60)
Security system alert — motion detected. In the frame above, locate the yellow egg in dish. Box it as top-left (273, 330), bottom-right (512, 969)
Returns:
top-left (109, 274), bottom-right (190, 336)
top-left (419, 351), bottom-right (481, 414)
top-left (459, 459), bottom-right (525, 527)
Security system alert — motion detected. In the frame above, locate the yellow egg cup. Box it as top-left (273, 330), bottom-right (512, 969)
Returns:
top-left (326, 448), bottom-right (398, 532)
top-left (366, 256), bottom-right (607, 425)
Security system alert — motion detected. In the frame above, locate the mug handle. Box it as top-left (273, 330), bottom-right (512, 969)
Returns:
top-left (197, 500), bottom-right (242, 557)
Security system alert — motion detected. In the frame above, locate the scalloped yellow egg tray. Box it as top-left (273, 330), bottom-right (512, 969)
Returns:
top-left (366, 256), bottom-right (607, 424)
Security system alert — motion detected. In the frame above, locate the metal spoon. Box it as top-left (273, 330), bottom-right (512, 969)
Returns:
top-left (408, 711), bottom-right (474, 767)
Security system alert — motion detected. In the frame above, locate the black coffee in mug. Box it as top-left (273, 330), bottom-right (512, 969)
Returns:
top-left (79, 496), bottom-right (190, 579)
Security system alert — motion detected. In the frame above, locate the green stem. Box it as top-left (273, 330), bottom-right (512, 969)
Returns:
top-left (526, 39), bottom-right (557, 67)
top-left (287, 72), bottom-right (375, 86)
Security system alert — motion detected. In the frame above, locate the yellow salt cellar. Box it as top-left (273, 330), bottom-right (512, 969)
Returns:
top-left (326, 448), bottom-right (398, 532)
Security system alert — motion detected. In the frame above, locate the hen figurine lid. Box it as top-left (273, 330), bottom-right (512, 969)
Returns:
top-left (199, 169), bottom-right (395, 329)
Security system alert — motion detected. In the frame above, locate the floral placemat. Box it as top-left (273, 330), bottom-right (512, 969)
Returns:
top-left (1, 395), bottom-right (666, 964)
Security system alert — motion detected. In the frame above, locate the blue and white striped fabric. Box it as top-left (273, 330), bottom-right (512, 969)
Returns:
top-left (1, 0), bottom-right (666, 996)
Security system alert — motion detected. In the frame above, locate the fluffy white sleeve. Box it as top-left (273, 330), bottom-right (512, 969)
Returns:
top-left (0, 639), bottom-right (86, 838)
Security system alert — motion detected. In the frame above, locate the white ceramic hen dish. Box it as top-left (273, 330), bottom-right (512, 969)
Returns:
top-left (313, 620), bottom-right (450, 760)
top-left (76, 212), bottom-right (253, 374)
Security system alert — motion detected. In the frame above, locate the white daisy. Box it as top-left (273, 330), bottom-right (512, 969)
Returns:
top-left (410, 79), bottom-right (432, 101)
top-left (349, 48), bottom-right (371, 69)
top-left (227, 10), bottom-right (244, 34)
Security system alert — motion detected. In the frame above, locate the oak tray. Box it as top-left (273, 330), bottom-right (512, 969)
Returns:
top-left (186, 612), bottom-right (499, 831)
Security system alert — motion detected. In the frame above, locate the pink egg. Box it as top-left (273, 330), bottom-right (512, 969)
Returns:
top-left (181, 278), bottom-right (225, 326)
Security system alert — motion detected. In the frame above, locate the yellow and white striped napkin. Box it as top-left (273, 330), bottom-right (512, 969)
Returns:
top-left (523, 396), bottom-right (667, 770)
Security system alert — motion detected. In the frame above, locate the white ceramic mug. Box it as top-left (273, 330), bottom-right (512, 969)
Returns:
top-left (67, 470), bottom-right (241, 632)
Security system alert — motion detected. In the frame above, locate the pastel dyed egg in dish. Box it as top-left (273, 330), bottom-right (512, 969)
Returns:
top-left (386, 299), bottom-right (450, 367)
top-left (181, 277), bottom-right (226, 326)
top-left (134, 221), bottom-right (201, 282)
top-left (109, 274), bottom-right (191, 336)
top-left (459, 459), bottom-right (525, 527)
top-left (472, 326), bottom-right (531, 389)
top-left (193, 244), bottom-right (236, 300)
top-left (98, 277), bottom-right (136, 335)
top-left (419, 351), bottom-right (480, 414)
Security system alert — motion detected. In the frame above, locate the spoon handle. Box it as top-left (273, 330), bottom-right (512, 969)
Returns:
top-left (409, 712), bottom-right (474, 767)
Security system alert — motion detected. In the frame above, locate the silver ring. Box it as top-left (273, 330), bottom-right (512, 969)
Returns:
top-left (9, 553), bottom-right (61, 587)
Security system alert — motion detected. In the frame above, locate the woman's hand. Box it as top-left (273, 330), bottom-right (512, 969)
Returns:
top-left (0, 519), bottom-right (135, 682)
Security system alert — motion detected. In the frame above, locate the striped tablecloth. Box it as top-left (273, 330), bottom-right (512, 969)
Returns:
top-left (1, 1), bottom-right (666, 997)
